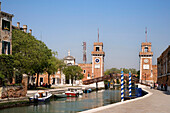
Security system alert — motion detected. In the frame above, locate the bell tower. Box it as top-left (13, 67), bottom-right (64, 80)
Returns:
top-left (139, 28), bottom-right (153, 83)
top-left (91, 29), bottom-right (105, 78)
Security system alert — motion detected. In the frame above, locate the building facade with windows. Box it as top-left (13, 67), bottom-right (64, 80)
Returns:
top-left (157, 45), bottom-right (170, 91)
top-left (0, 2), bottom-right (14, 55)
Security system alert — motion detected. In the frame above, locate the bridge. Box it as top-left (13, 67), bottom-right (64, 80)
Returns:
top-left (83, 74), bottom-right (114, 85)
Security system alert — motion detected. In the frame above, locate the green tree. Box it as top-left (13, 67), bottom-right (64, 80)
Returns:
top-left (0, 55), bottom-right (14, 83)
top-left (32, 40), bottom-right (52, 86)
top-left (12, 29), bottom-right (52, 86)
top-left (56, 59), bottom-right (66, 83)
top-left (46, 56), bottom-right (61, 84)
top-left (104, 68), bottom-right (137, 75)
top-left (63, 65), bottom-right (83, 86)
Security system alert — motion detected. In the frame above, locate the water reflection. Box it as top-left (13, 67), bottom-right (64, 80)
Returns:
top-left (0, 89), bottom-right (121, 113)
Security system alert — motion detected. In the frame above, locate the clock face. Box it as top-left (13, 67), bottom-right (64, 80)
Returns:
top-left (144, 59), bottom-right (149, 63)
top-left (95, 58), bottom-right (100, 63)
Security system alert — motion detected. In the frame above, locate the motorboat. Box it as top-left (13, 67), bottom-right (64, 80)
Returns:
top-left (54, 93), bottom-right (67, 98)
top-left (29, 91), bottom-right (52, 102)
top-left (65, 88), bottom-right (79, 97)
top-left (77, 88), bottom-right (83, 95)
top-left (84, 88), bottom-right (92, 93)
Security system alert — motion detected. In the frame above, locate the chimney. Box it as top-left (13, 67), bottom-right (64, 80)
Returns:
top-left (29, 29), bottom-right (32, 34)
top-left (17, 22), bottom-right (20, 28)
top-left (23, 25), bottom-right (27, 33)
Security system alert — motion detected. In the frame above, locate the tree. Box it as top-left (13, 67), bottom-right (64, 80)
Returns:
top-left (63, 65), bottom-right (83, 86)
top-left (0, 71), bottom-right (5, 86)
top-left (12, 29), bottom-right (52, 87)
top-left (137, 70), bottom-right (140, 79)
top-left (56, 59), bottom-right (66, 84)
top-left (46, 56), bottom-right (60, 84)
top-left (104, 68), bottom-right (137, 75)
top-left (0, 55), bottom-right (14, 84)
top-left (32, 40), bottom-right (52, 87)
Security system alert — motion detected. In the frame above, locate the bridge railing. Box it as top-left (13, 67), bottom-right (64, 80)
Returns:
top-left (83, 74), bottom-right (114, 85)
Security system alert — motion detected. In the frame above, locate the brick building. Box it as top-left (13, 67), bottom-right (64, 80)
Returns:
top-left (157, 45), bottom-right (170, 91)
top-left (79, 41), bottom-right (105, 81)
top-left (0, 2), bottom-right (14, 55)
top-left (139, 32), bottom-right (157, 84)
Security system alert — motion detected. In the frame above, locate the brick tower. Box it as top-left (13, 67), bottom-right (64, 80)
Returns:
top-left (91, 29), bottom-right (105, 78)
top-left (139, 28), bottom-right (153, 84)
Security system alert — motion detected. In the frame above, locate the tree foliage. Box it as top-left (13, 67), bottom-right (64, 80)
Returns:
top-left (46, 56), bottom-right (63, 84)
top-left (12, 29), bottom-right (52, 86)
top-left (63, 65), bottom-right (83, 86)
top-left (104, 67), bottom-right (137, 75)
top-left (0, 55), bottom-right (14, 83)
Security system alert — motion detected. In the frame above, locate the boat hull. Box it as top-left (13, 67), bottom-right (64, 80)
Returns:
top-left (65, 93), bottom-right (79, 97)
top-left (54, 94), bottom-right (67, 98)
top-left (29, 93), bottom-right (52, 103)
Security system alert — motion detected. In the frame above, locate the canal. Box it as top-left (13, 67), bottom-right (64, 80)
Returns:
top-left (0, 89), bottom-right (122, 113)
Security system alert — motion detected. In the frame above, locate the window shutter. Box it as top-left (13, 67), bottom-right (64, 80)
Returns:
top-left (8, 42), bottom-right (10, 54)
top-left (2, 41), bottom-right (4, 54)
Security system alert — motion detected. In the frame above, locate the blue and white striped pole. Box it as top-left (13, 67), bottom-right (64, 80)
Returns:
top-left (129, 71), bottom-right (132, 98)
top-left (121, 69), bottom-right (124, 102)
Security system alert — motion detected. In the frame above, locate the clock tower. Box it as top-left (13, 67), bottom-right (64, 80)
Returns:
top-left (139, 28), bottom-right (154, 84)
top-left (91, 30), bottom-right (105, 78)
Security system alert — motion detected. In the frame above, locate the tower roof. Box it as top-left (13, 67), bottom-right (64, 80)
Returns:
top-left (141, 42), bottom-right (152, 46)
top-left (93, 42), bottom-right (103, 46)
top-left (63, 56), bottom-right (75, 60)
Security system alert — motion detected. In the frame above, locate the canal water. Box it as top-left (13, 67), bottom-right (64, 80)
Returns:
top-left (0, 89), bottom-right (123, 113)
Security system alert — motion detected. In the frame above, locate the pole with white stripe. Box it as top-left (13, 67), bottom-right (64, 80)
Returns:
top-left (121, 69), bottom-right (124, 102)
top-left (129, 71), bottom-right (132, 98)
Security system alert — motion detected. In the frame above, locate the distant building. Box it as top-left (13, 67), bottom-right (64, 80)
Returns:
top-left (0, 2), bottom-right (14, 55)
top-left (79, 42), bottom-right (105, 81)
top-left (139, 30), bottom-right (157, 84)
top-left (63, 50), bottom-right (76, 84)
top-left (157, 45), bottom-right (170, 91)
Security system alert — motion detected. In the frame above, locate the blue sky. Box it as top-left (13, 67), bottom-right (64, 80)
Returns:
top-left (2, 0), bottom-right (170, 70)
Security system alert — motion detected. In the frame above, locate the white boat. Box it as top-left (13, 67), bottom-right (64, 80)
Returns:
top-left (29, 91), bottom-right (52, 102)
top-left (77, 88), bottom-right (83, 95)
top-left (54, 93), bottom-right (67, 98)
top-left (65, 88), bottom-right (79, 97)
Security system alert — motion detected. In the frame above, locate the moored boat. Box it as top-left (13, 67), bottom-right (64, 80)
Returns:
top-left (77, 88), bottom-right (83, 95)
top-left (54, 93), bottom-right (67, 98)
top-left (29, 91), bottom-right (52, 102)
top-left (65, 88), bottom-right (79, 97)
top-left (84, 88), bottom-right (92, 93)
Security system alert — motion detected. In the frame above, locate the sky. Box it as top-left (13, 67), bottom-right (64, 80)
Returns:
top-left (2, 0), bottom-right (170, 70)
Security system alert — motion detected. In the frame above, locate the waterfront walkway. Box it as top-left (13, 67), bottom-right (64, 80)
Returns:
top-left (81, 85), bottom-right (170, 113)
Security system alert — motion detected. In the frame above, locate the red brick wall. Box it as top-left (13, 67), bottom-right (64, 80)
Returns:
top-left (78, 64), bottom-right (92, 81)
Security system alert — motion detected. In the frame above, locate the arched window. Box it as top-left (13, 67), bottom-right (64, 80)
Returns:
top-left (144, 46), bottom-right (148, 52)
top-left (83, 70), bottom-right (86, 74)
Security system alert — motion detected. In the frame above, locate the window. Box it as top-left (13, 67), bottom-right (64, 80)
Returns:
top-left (96, 47), bottom-right (99, 51)
top-left (2, 20), bottom-right (10, 31)
top-left (88, 73), bottom-right (90, 77)
top-left (2, 41), bottom-right (10, 55)
top-left (144, 46), bottom-right (148, 52)
top-left (83, 70), bottom-right (86, 74)
top-left (40, 78), bottom-right (43, 83)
